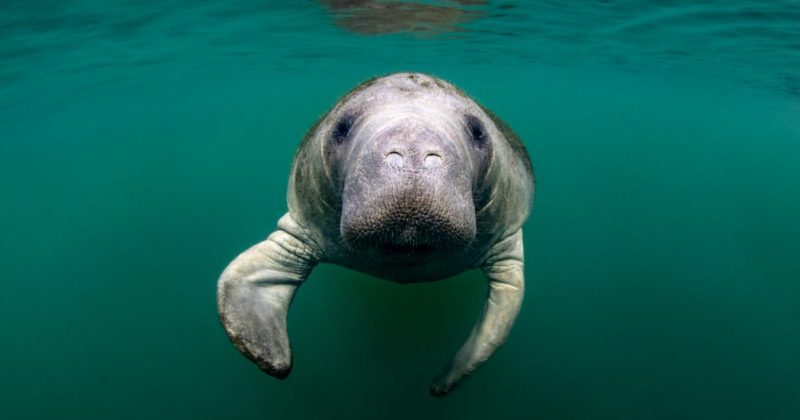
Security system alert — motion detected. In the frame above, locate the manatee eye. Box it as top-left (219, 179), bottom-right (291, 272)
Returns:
top-left (332, 113), bottom-right (355, 145)
top-left (466, 114), bottom-right (488, 148)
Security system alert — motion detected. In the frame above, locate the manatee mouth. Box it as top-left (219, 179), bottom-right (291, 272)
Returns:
top-left (377, 241), bottom-right (435, 254)
top-left (343, 210), bottom-right (473, 255)
top-left (340, 186), bottom-right (476, 258)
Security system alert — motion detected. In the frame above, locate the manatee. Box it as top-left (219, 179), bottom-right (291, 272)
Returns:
top-left (217, 72), bottom-right (534, 396)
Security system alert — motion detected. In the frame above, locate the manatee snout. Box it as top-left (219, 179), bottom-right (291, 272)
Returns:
top-left (340, 116), bottom-right (476, 257)
top-left (341, 178), bottom-right (476, 256)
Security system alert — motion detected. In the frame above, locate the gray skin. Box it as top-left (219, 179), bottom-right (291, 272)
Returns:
top-left (217, 72), bottom-right (534, 396)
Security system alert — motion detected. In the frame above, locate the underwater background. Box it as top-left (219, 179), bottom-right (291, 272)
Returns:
top-left (2, 1), bottom-right (799, 418)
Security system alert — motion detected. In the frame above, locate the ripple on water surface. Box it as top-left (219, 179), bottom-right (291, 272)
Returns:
top-left (1, 0), bottom-right (800, 109)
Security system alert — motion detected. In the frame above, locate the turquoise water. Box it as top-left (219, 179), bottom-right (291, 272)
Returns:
top-left (2, 1), bottom-right (800, 418)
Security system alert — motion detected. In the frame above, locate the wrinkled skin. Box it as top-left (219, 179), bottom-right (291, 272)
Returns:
top-left (218, 72), bottom-right (534, 396)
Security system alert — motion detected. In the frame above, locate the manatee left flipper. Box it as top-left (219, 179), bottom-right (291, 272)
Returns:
top-left (217, 214), bottom-right (319, 378)
top-left (430, 229), bottom-right (525, 396)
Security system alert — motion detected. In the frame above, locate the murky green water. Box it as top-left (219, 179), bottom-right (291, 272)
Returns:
top-left (2, 1), bottom-right (799, 419)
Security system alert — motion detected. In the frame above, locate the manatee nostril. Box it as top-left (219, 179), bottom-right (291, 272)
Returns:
top-left (423, 153), bottom-right (442, 169)
top-left (386, 151), bottom-right (404, 168)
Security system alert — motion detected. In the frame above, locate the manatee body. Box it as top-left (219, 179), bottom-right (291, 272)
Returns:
top-left (217, 72), bottom-right (534, 396)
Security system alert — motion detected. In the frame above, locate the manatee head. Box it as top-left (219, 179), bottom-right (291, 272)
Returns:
top-left (318, 73), bottom-right (494, 262)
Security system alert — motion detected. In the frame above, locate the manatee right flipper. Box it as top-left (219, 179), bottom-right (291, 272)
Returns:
top-left (217, 214), bottom-right (319, 378)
